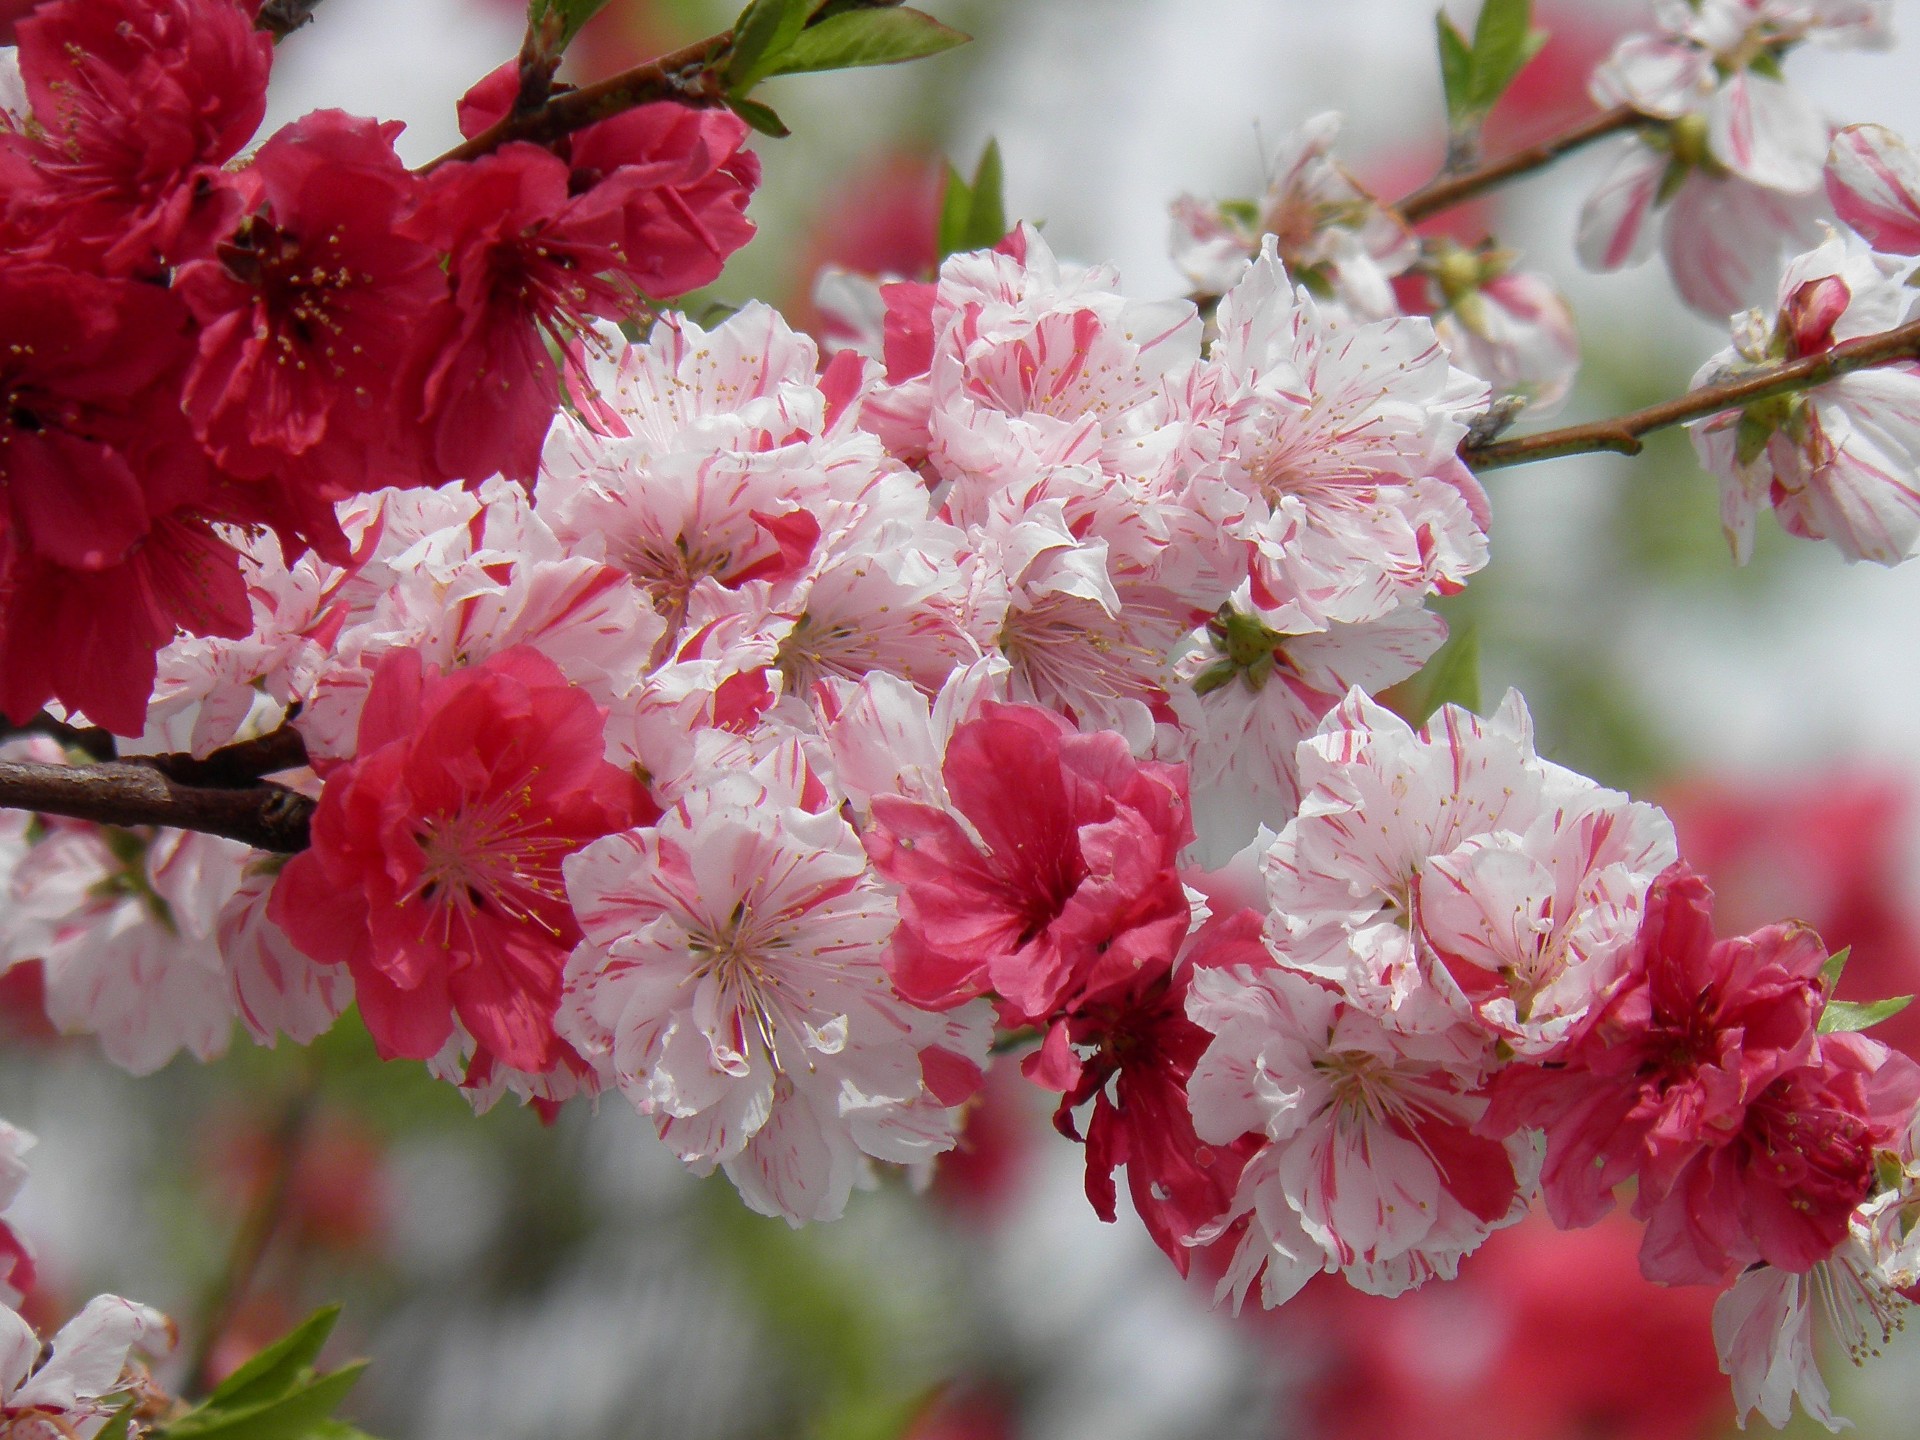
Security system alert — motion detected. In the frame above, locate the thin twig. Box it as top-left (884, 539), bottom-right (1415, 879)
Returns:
top-left (1462, 315), bottom-right (1920, 470)
top-left (0, 760), bottom-right (313, 852)
top-left (1395, 104), bottom-right (1644, 224)
top-left (422, 31), bottom-right (735, 171)
top-left (185, 1076), bottom-right (318, 1396)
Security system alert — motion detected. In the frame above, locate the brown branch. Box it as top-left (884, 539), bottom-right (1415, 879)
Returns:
top-left (256, 0), bottom-right (326, 40)
top-left (0, 760), bottom-right (313, 852)
top-left (1462, 315), bottom-right (1920, 471)
top-left (422, 31), bottom-right (735, 171)
top-left (1, 712), bottom-right (116, 762)
top-left (141, 722), bottom-right (310, 789)
top-left (1395, 104), bottom-right (1644, 224)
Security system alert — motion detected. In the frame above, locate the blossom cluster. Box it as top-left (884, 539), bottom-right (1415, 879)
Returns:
top-left (8, 0), bottom-right (1920, 1432)
top-left (0, 0), bottom-right (757, 735)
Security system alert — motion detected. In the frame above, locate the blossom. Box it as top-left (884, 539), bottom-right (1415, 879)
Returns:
top-left (559, 750), bottom-right (987, 1223)
top-left (176, 110), bottom-right (444, 514)
top-left (1187, 962), bottom-right (1532, 1307)
top-left (1689, 230), bottom-right (1920, 565)
top-left (862, 701), bottom-right (1193, 1019)
top-left (1265, 689), bottom-right (1677, 1057)
top-left (2, 0), bottom-right (269, 271)
top-left (0, 1122), bottom-right (32, 1308)
top-left (2, 825), bottom-right (245, 1075)
top-left (1827, 122), bottom-right (1920, 255)
top-left (1575, 0), bottom-right (1876, 315)
top-left (1638, 1029), bottom-right (1920, 1285)
top-left (1193, 239), bottom-right (1491, 632)
top-left (0, 1294), bottom-right (173, 1440)
top-left (0, 263), bottom-right (249, 734)
top-left (1484, 866), bottom-right (1829, 1229)
top-left (271, 646), bottom-right (651, 1079)
top-left (1712, 1235), bottom-right (1910, 1433)
top-left (1168, 112), bottom-right (1415, 316)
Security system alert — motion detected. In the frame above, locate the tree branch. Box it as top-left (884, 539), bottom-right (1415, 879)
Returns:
top-left (256, 0), bottom-right (326, 40)
top-left (1395, 104), bottom-right (1644, 224)
top-left (0, 761), bottom-right (313, 853)
top-left (422, 31), bottom-right (735, 171)
top-left (142, 723), bottom-right (311, 790)
top-left (1462, 315), bottom-right (1920, 470)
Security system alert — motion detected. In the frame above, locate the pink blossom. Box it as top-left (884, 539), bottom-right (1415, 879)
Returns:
top-left (272, 646), bottom-right (651, 1079)
top-left (3, 825), bottom-right (245, 1074)
top-left (1029, 906), bottom-right (1272, 1274)
top-left (0, 1294), bottom-right (173, 1440)
top-left (176, 110), bottom-right (444, 510)
top-left (1168, 112), bottom-right (1415, 316)
top-left (1187, 962), bottom-right (1532, 1307)
top-left (863, 702), bottom-right (1193, 1019)
top-left (1265, 689), bottom-right (1676, 1056)
top-left (1690, 231), bottom-right (1920, 565)
top-left (560, 751), bottom-right (987, 1223)
top-left (1195, 239), bottom-right (1491, 631)
top-left (1576, 0), bottom-right (1866, 315)
top-left (1827, 122), bottom-right (1920, 254)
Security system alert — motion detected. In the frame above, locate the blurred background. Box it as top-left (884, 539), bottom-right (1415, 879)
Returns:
top-left (9, 0), bottom-right (1920, 1435)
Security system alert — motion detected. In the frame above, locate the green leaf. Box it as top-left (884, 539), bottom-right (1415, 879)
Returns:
top-left (525, 0), bottom-right (613, 51)
top-left (94, 1402), bottom-right (138, 1440)
top-left (765, 8), bottom-right (969, 77)
top-left (1468, 0), bottom-right (1532, 111)
top-left (1821, 995), bottom-right (1915, 1034)
top-left (162, 1364), bottom-right (368, 1440)
top-left (727, 95), bottom-right (791, 137)
top-left (203, 1308), bottom-right (340, 1415)
top-left (809, 0), bottom-right (906, 18)
top-left (1435, 11), bottom-right (1474, 126)
top-left (937, 162), bottom-right (973, 259)
top-left (725, 0), bottom-right (813, 93)
top-left (1821, 945), bottom-right (1852, 992)
top-left (937, 140), bottom-right (1006, 258)
top-left (1402, 623), bottom-right (1481, 724)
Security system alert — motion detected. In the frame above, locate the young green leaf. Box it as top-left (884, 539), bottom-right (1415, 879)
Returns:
top-left (1402, 622), bottom-right (1481, 724)
top-left (1435, 11), bottom-right (1474, 127)
top-left (936, 140), bottom-right (1007, 258)
top-left (202, 1307), bottom-right (341, 1415)
top-left (525, 0), bottom-right (613, 53)
top-left (161, 1364), bottom-right (369, 1440)
top-left (728, 95), bottom-right (792, 138)
top-left (1821, 945), bottom-right (1853, 992)
top-left (1468, 0), bottom-right (1532, 111)
top-left (725, 0), bottom-right (814, 94)
top-left (766, 8), bottom-right (969, 77)
top-left (966, 139), bottom-right (1006, 249)
top-left (809, 0), bottom-right (907, 18)
top-left (1820, 994), bottom-right (1915, 1034)
top-left (937, 162), bottom-right (974, 259)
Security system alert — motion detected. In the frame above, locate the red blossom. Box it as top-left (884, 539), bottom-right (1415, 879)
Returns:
top-left (5, 0), bottom-right (269, 272)
top-left (1030, 906), bottom-right (1269, 1274)
top-left (176, 111), bottom-right (445, 525)
top-left (864, 702), bottom-right (1193, 1019)
top-left (1484, 865), bottom-right (1829, 1233)
top-left (0, 263), bottom-right (250, 732)
top-left (269, 646), bottom-right (653, 1076)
